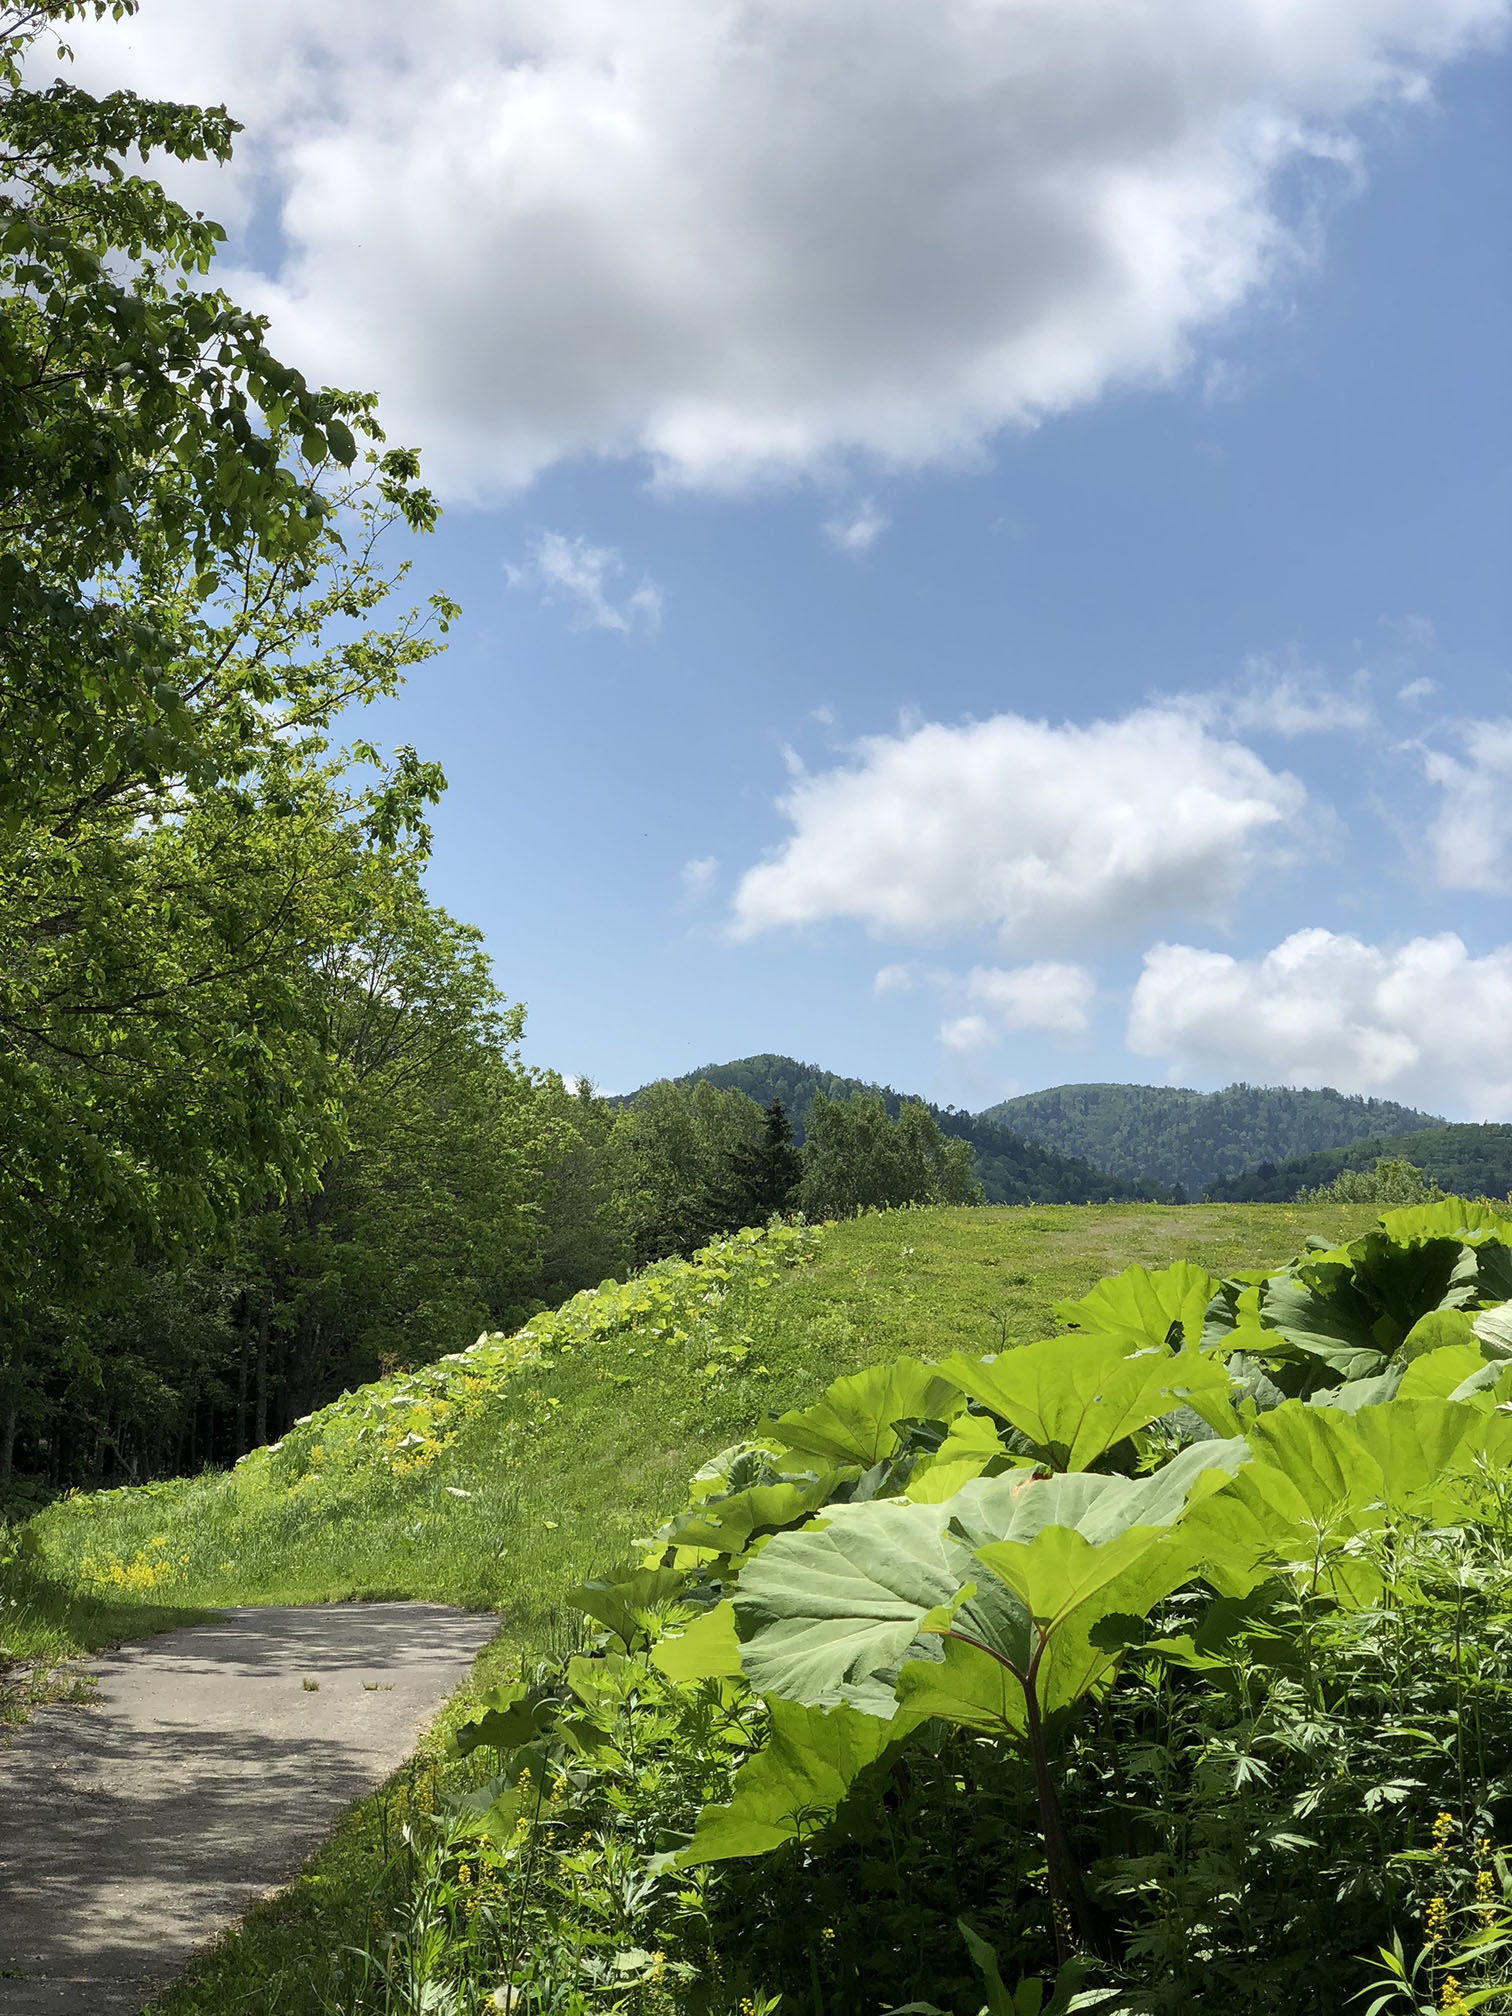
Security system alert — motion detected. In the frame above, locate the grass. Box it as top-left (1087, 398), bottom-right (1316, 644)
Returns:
top-left (0, 1200), bottom-right (1381, 2011)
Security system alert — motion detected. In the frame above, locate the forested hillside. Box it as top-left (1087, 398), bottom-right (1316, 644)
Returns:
top-left (1208, 1122), bottom-right (1512, 1202)
top-left (984, 1080), bottom-right (1442, 1196)
top-left (665, 1054), bottom-right (1173, 1205)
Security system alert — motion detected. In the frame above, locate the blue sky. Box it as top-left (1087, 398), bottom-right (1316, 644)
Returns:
top-left (75, 2), bottom-right (1511, 1116)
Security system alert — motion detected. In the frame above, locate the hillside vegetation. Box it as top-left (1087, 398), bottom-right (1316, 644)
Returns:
top-left (1208, 1121), bottom-right (1512, 1203)
top-left (984, 1080), bottom-right (1442, 1196)
top-left (667, 1054), bottom-right (1169, 1205)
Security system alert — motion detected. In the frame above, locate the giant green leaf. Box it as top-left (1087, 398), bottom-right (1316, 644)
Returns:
top-left (567, 1566), bottom-right (690, 1649)
top-left (905, 1409), bottom-right (1015, 1503)
top-left (1256, 1265), bottom-right (1387, 1380)
top-left (651, 1601), bottom-right (745, 1684)
top-left (677, 1697), bottom-right (916, 1864)
top-left (1472, 1304), bottom-right (1512, 1358)
top-left (940, 1335), bottom-right (1238, 1471)
top-left (1183, 1397), bottom-right (1495, 1603)
top-left (732, 1495), bottom-right (969, 1707)
top-left (1380, 1200), bottom-right (1512, 1244)
top-left (771, 1360), bottom-right (966, 1468)
top-left (667, 1471), bottom-right (859, 1555)
top-left (736, 1443), bottom-right (1245, 1713)
top-left (1053, 1262), bottom-right (1220, 1350)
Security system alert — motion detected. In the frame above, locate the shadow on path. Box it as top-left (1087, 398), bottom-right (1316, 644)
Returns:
top-left (0, 1603), bottom-right (500, 2015)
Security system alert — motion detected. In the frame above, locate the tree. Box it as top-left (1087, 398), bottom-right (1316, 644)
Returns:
top-left (0, 3), bottom-right (456, 1475)
top-left (797, 1094), bottom-right (980, 1219)
top-left (710, 1097), bottom-right (803, 1229)
top-left (608, 1081), bottom-right (766, 1264)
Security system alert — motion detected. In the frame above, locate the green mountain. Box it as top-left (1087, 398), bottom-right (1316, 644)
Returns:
top-left (661, 1054), bottom-right (1172, 1205)
top-left (980, 1082), bottom-right (1443, 1199)
top-left (1207, 1123), bottom-right (1512, 1203)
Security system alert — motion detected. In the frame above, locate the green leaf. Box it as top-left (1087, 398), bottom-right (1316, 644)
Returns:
top-left (651, 1601), bottom-right (744, 1684)
top-left (905, 1409), bottom-right (1014, 1502)
top-left (1401, 1308), bottom-right (1478, 1360)
top-left (941, 1335), bottom-right (1238, 1470)
top-left (1053, 1261), bottom-right (1221, 1350)
top-left (677, 1697), bottom-right (915, 1864)
top-left (567, 1566), bottom-right (690, 1648)
top-left (737, 1443), bottom-right (1245, 1718)
top-left (667, 1471), bottom-right (859, 1555)
top-left (1398, 1343), bottom-right (1490, 1401)
top-left (733, 1495), bottom-right (969, 1708)
top-left (1379, 1199), bottom-right (1512, 1243)
top-left (771, 1359), bottom-right (966, 1468)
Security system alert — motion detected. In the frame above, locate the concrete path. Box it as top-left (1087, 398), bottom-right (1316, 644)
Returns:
top-left (0, 1603), bottom-right (500, 2015)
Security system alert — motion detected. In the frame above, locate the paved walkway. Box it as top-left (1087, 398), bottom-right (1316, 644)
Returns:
top-left (0, 1603), bottom-right (500, 2015)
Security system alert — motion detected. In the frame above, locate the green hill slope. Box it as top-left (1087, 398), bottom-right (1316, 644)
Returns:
top-left (662, 1052), bottom-right (1169, 1203)
top-left (983, 1080), bottom-right (1442, 1196)
top-left (1207, 1121), bottom-right (1512, 1202)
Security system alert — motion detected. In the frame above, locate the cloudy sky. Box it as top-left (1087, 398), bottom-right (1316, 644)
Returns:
top-left (69, 0), bottom-right (1511, 1114)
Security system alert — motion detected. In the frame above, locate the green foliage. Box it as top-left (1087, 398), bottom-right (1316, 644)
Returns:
top-left (1295, 1156), bottom-right (1446, 1206)
top-left (304, 1194), bottom-right (1512, 2014)
top-left (798, 1091), bottom-right (980, 1218)
top-left (1210, 1125), bottom-right (1512, 1206)
top-left (987, 1083), bottom-right (1443, 1199)
top-left (655, 1055), bottom-right (1174, 1206)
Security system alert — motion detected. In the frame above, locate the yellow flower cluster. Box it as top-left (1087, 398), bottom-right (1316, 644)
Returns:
top-left (77, 1536), bottom-right (190, 1595)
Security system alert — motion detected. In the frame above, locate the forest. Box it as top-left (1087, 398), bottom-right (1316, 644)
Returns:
top-left (982, 1083), bottom-right (1445, 1198)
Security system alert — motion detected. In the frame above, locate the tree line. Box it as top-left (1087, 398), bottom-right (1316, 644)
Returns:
top-left (0, 4), bottom-right (976, 1499)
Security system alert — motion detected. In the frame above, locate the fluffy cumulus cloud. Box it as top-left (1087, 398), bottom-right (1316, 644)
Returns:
top-left (59, 0), bottom-right (1508, 494)
top-left (730, 707), bottom-right (1305, 949)
top-left (1423, 720), bottom-right (1512, 892)
top-left (940, 963), bottom-right (1096, 1052)
top-left (506, 532), bottom-right (662, 633)
top-left (1128, 929), bottom-right (1512, 1116)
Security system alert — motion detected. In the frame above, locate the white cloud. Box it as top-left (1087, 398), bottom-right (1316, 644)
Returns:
top-left (730, 707), bottom-right (1305, 949)
top-left (964, 962), bottom-right (1095, 1034)
top-left (824, 500), bottom-right (889, 553)
top-left (58, 0), bottom-right (1508, 495)
top-left (1398, 676), bottom-right (1438, 702)
top-left (873, 962), bottom-right (919, 996)
top-left (680, 856), bottom-right (718, 902)
top-left (1180, 656), bottom-right (1376, 737)
top-left (507, 532), bottom-right (662, 633)
top-left (1423, 720), bottom-right (1512, 891)
top-left (939, 963), bottom-right (1095, 1050)
top-left (1128, 928), bottom-right (1512, 1116)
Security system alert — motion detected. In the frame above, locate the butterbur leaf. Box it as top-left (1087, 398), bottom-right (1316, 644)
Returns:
top-left (771, 1360), bottom-right (966, 1467)
top-left (454, 1681), bottom-right (561, 1758)
top-left (733, 1496), bottom-right (969, 1707)
top-left (906, 1410), bottom-right (1015, 1503)
top-left (1379, 1199), bottom-right (1512, 1244)
top-left (677, 1697), bottom-right (915, 1864)
top-left (1473, 1304), bottom-right (1512, 1358)
top-left (1398, 1343), bottom-right (1489, 1400)
top-left (667, 1471), bottom-right (859, 1555)
top-left (567, 1566), bottom-right (690, 1648)
top-left (1401, 1308), bottom-right (1478, 1360)
top-left (1257, 1265), bottom-right (1387, 1377)
top-left (1054, 1261), bottom-right (1221, 1351)
top-left (651, 1601), bottom-right (744, 1684)
top-left (942, 1335), bottom-right (1238, 1468)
